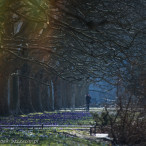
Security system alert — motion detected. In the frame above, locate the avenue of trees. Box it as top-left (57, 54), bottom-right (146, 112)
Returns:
top-left (0, 0), bottom-right (145, 115)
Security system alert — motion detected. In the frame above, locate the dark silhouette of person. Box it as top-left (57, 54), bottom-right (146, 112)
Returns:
top-left (86, 94), bottom-right (91, 111)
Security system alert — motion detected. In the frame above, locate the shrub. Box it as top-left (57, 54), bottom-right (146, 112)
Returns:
top-left (92, 93), bottom-right (146, 145)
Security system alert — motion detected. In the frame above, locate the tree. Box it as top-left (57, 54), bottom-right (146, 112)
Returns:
top-left (0, 0), bottom-right (145, 114)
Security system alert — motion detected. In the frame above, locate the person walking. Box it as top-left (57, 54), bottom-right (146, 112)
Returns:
top-left (86, 94), bottom-right (91, 111)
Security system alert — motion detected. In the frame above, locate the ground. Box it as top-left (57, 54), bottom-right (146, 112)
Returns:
top-left (0, 108), bottom-right (110, 146)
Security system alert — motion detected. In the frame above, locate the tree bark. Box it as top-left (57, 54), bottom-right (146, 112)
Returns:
top-left (10, 72), bottom-right (20, 115)
top-left (0, 75), bottom-right (9, 115)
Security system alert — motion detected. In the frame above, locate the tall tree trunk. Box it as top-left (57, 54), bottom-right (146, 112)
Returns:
top-left (41, 84), bottom-right (50, 111)
top-left (61, 80), bottom-right (67, 108)
top-left (66, 82), bottom-right (72, 108)
top-left (7, 77), bottom-right (11, 112)
top-left (10, 71), bottom-right (20, 115)
top-left (54, 78), bottom-right (62, 110)
top-left (19, 64), bottom-right (32, 113)
top-left (0, 75), bottom-right (9, 115)
top-left (30, 80), bottom-right (42, 112)
top-left (51, 80), bottom-right (55, 110)
top-left (47, 80), bottom-right (54, 111)
top-left (71, 84), bottom-right (76, 110)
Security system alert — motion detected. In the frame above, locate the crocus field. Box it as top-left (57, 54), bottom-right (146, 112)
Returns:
top-left (0, 111), bottom-right (107, 146)
top-left (0, 112), bottom-right (93, 126)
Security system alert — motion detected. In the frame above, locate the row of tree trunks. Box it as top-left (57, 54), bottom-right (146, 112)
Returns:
top-left (53, 77), bottom-right (89, 109)
top-left (0, 68), bottom-right (89, 115)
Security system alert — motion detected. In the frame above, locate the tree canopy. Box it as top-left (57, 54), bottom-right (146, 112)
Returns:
top-left (0, 0), bottom-right (145, 88)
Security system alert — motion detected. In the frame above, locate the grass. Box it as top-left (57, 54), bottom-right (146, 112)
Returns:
top-left (0, 111), bottom-right (108, 146)
top-left (0, 128), bottom-right (103, 146)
